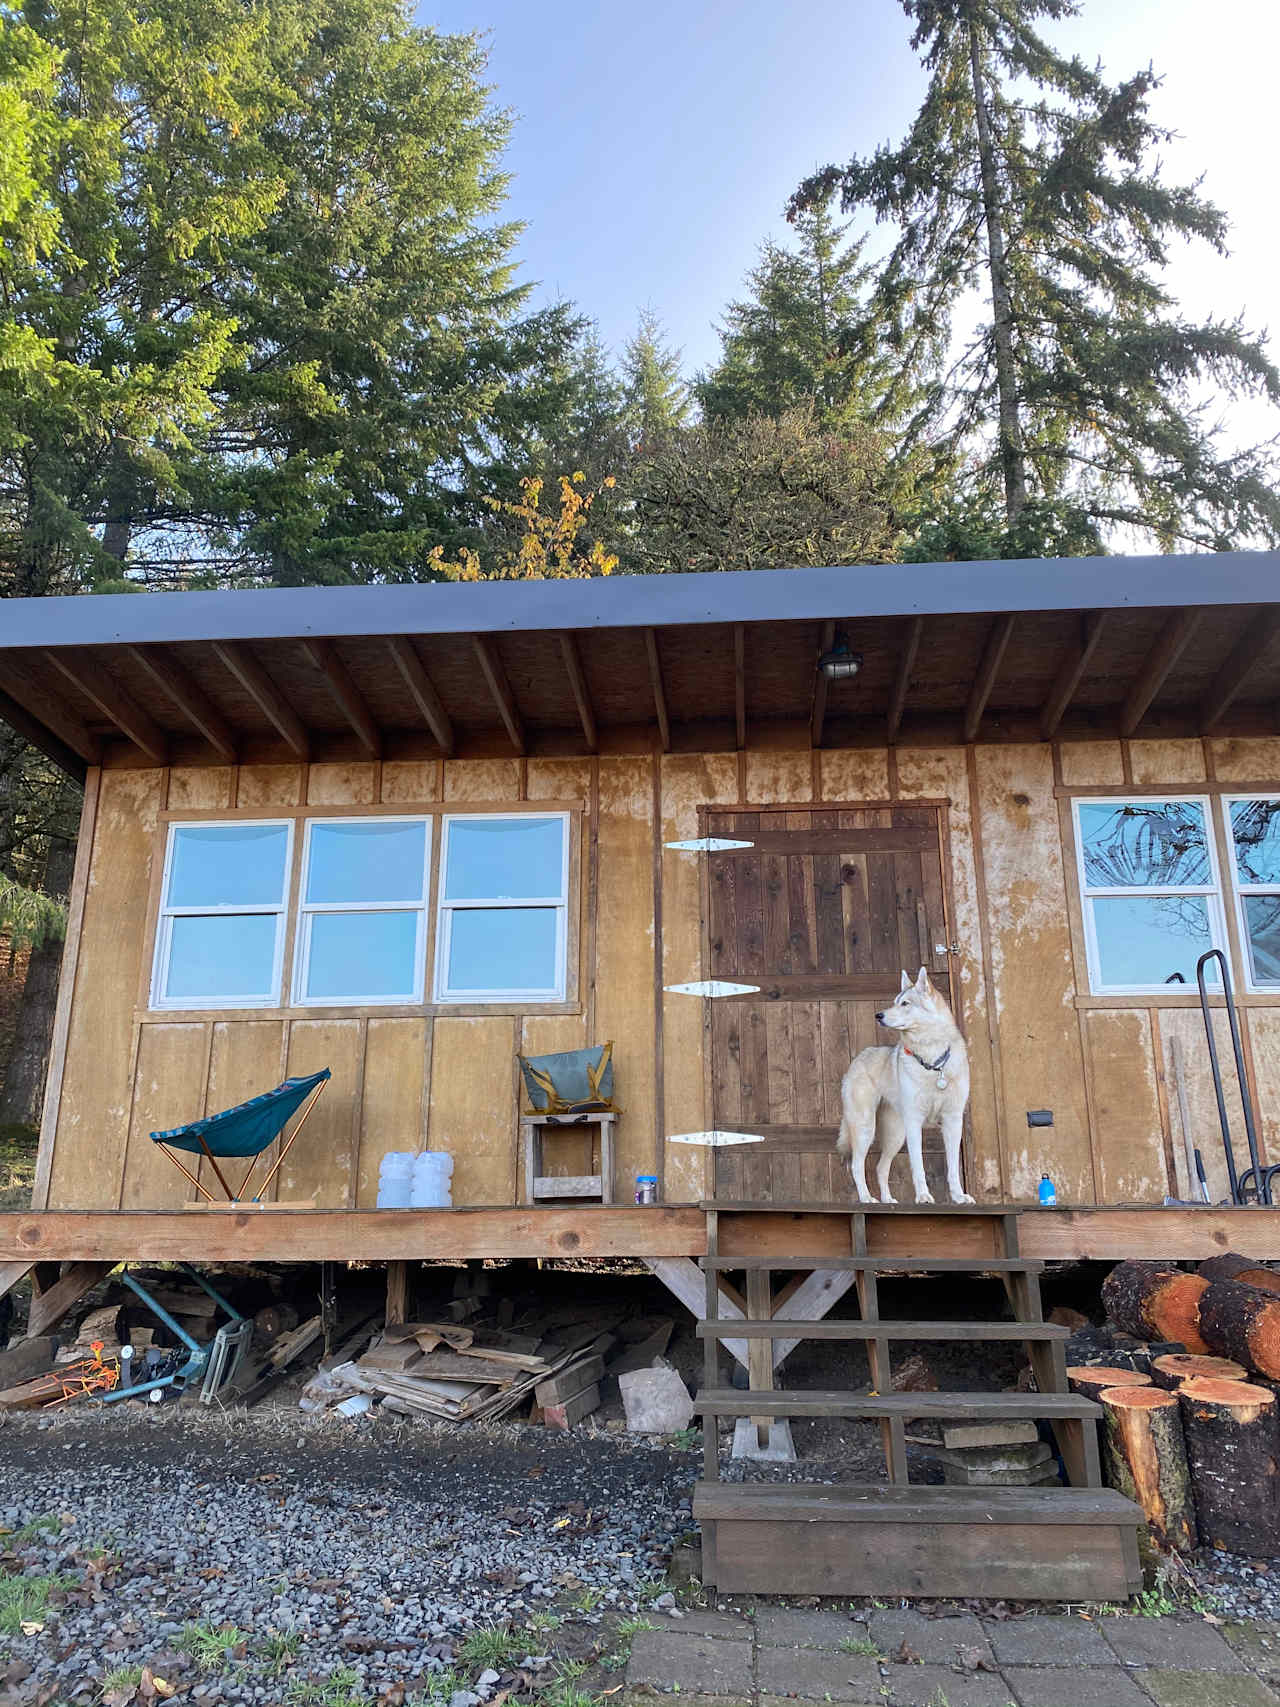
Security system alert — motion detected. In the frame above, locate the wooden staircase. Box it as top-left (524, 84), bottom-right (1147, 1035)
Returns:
top-left (692, 1204), bottom-right (1144, 1601)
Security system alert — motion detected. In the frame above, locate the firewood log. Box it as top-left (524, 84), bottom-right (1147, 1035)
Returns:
top-left (1231, 1268), bottom-right (1280, 1299)
top-left (1198, 1253), bottom-right (1257, 1283)
top-left (1067, 1366), bottom-right (1153, 1405)
top-left (1101, 1261), bottom-right (1210, 1354)
top-left (1098, 1385), bottom-right (1195, 1553)
top-left (1198, 1279), bottom-right (1280, 1380)
top-left (1149, 1353), bottom-right (1248, 1390)
top-left (1177, 1376), bottom-right (1280, 1556)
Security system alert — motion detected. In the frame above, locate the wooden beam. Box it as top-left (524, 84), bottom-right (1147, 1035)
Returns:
top-left (472, 634), bottom-right (525, 753)
top-left (810, 620), bottom-right (836, 749)
top-left (644, 1256), bottom-right (748, 1368)
top-left (24, 1260), bottom-right (114, 1338)
top-left (887, 615), bottom-right (923, 746)
top-left (1041, 611), bottom-right (1106, 740)
top-left (386, 637), bottom-right (454, 755)
top-left (1199, 610), bottom-right (1280, 731)
top-left (0, 1207), bottom-right (708, 1264)
top-left (0, 660), bottom-right (98, 769)
top-left (212, 640), bottom-right (309, 758)
top-left (963, 614), bottom-right (1016, 743)
top-left (734, 623), bottom-right (746, 751)
top-left (0, 1262), bottom-right (32, 1304)
top-left (1119, 608), bottom-right (1201, 737)
top-left (43, 650), bottom-right (167, 763)
top-left (558, 633), bottom-right (597, 752)
top-left (644, 628), bottom-right (670, 751)
top-left (128, 646), bottom-right (237, 762)
top-left (300, 637), bottom-right (381, 757)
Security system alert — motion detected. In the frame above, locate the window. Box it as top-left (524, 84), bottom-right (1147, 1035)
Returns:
top-left (1074, 797), bottom-right (1225, 993)
top-left (435, 813), bottom-right (569, 1002)
top-left (1225, 796), bottom-right (1280, 990)
top-left (294, 818), bottom-right (430, 1004)
top-left (152, 821), bottom-right (292, 1008)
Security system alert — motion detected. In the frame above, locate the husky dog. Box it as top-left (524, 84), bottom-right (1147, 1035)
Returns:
top-left (837, 966), bottom-right (972, 1206)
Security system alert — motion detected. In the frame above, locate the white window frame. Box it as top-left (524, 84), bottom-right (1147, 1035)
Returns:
top-left (150, 818), bottom-right (294, 1011)
top-left (434, 811), bottom-right (571, 1004)
top-left (1072, 795), bottom-right (1227, 995)
top-left (292, 815), bottom-right (431, 1007)
top-left (1224, 793), bottom-right (1280, 993)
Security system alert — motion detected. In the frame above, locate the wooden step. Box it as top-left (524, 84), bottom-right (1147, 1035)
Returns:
top-left (706, 1200), bottom-right (1016, 1216)
top-left (696, 1318), bottom-right (1070, 1342)
top-left (698, 1255), bottom-right (1042, 1273)
top-left (694, 1388), bottom-right (1097, 1420)
top-left (693, 1480), bottom-right (1143, 1601)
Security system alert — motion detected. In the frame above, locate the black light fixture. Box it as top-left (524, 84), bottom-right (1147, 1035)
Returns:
top-left (818, 629), bottom-right (863, 681)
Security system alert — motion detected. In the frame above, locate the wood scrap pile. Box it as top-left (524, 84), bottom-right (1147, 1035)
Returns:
top-left (1067, 1254), bottom-right (1280, 1557)
top-left (326, 1318), bottom-right (611, 1425)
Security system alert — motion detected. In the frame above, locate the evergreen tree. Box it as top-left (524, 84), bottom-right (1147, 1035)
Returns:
top-left (791, 0), bottom-right (1280, 554)
top-left (698, 200), bottom-right (881, 430)
top-left (622, 310), bottom-right (690, 444)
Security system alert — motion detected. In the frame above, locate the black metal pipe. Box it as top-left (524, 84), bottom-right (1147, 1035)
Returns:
top-left (1197, 948), bottom-right (1266, 1204)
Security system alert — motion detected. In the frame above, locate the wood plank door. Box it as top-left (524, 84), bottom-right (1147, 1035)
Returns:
top-left (705, 804), bottom-right (960, 1204)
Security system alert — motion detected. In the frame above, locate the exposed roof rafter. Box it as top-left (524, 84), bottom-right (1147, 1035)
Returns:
top-left (472, 635), bottom-right (525, 754)
top-left (887, 616), bottom-right (924, 746)
top-left (300, 637), bottom-right (381, 757)
top-left (734, 624), bottom-right (746, 752)
top-left (644, 628), bottom-right (670, 752)
top-left (0, 661), bottom-right (97, 773)
top-left (558, 632), bottom-right (597, 752)
top-left (43, 649), bottom-right (167, 763)
top-left (385, 637), bottom-right (454, 755)
top-left (810, 620), bottom-right (836, 750)
top-left (1119, 608), bottom-right (1201, 737)
top-left (963, 615), bottom-right (1016, 744)
top-left (212, 640), bottom-right (309, 758)
top-left (1040, 611), bottom-right (1107, 740)
top-left (128, 645), bottom-right (237, 762)
top-left (1199, 610), bottom-right (1280, 731)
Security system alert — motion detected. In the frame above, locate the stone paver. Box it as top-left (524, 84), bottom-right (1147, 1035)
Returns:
top-left (1005, 1666), bottom-right (1150, 1707)
top-left (879, 1662), bottom-right (1010, 1706)
top-left (1225, 1623), bottom-right (1280, 1679)
top-left (1102, 1616), bottom-right (1247, 1671)
top-left (655, 1611), bottom-right (756, 1640)
top-left (986, 1615), bottom-right (1117, 1667)
top-left (1142, 1669), bottom-right (1280, 1707)
top-left (625, 1630), bottom-right (753, 1695)
top-left (752, 1606), bottom-right (869, 1648)
top-left (868, 1608), bottom-right (993, 1664)
top-left (755, 1647), bottom-right (881, 1700)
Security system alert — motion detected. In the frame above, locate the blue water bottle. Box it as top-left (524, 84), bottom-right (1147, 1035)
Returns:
top-left (1038, 1173), bottom-right (1057, 1206)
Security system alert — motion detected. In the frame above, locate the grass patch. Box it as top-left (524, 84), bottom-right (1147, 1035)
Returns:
top-left (4, 1514), bottom-right (60, 1546)
top-left (415, 1669), bottom-right (464, 1706)
top-left (283, 1671), bottom-right (363, 1707)
top-left (100, 1666), bottom-right (144, 1695)
top-left (176, 1621), bottom-right (247, 1673)
top-left (572, 1587), bottom-right (605, 1613)
top-left (261, 1628), bottom-right (302, 1675)
top-left (0, 1125), bottom-right (37, 1213)
top-left (456, 1624), bottom-right (522, 1669)
top-left (839, 1636), bottom-right (882, 1657)
top-left (524, 1611), bottom-right (562, 1635)
top-left (616, 1617), bottom-right (656, 1640)
top-left (0, 1569), bottom-right (70, 1634)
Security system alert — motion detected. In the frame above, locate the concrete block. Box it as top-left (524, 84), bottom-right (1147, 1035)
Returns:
top-left (985, 1616), bottom-right (1116, 1666)
top-left (1101, 1618), bottom-right (1246, 1672)
top-left (1002, 1666), bottom-right (1151, 1706)
top-left (618, 1359), bottom-right (693, 1434)
top-left (730, 1417), bottom-right (796, 1461)
top-left (942, 1419), bottom-right (1040, 1450)
top-left (625, 1631), bottom-right (751, 1695)
top-left (755, 1648), bottom-right (881, 1700)
top-left (1142, 1671), bottom-right (1280, 1707)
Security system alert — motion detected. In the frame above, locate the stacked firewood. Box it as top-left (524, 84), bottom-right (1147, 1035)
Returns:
top-left (1071, 1255), bottom-right (1280, 1558)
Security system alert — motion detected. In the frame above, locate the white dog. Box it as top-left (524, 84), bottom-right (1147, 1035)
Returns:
top-left (837, 966), bottom-right (972, 1206)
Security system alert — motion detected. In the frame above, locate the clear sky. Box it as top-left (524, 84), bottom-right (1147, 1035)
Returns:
top-left (424, 0), bottom-right (1280, 396)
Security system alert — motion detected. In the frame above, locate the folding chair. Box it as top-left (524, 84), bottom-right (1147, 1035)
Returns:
top-left (150, 1067), bottom-right (330, 1203)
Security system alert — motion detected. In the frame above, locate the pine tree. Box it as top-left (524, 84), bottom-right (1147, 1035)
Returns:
top-left (791, 0), bottom-right (1280, 554)
top-left (698, 199), bottom-right (881, 430)
top-left (622, 311), bottom-right (690, 444)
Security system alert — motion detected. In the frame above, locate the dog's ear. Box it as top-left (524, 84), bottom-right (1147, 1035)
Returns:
top-left (915, 965), bottom-right (931, 994)
top-left (899, 969), bottom-right (912, 993)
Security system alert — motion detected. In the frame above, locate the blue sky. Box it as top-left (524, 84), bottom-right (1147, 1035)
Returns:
top-left (425, 0), bottom-right (1280, 394)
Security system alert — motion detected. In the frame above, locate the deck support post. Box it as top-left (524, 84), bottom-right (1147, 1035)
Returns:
top-left (385, 1261), bottom-right (409, 1326)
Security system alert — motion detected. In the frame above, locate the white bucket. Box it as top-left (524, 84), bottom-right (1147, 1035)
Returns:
top-left (376, 1151), bottom-right (415, 1209)
top-left (410, 1150), bottom-right (454, 1208)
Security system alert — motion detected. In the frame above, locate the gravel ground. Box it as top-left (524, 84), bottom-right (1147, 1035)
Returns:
top-left (0, 1407), bottom-right (699, 1705)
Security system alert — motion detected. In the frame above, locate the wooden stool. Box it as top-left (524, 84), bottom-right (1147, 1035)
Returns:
top-left (520, 1112), bottom-right (617, 1205)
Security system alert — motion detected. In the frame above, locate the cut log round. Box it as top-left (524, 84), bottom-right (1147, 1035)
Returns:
top-left (1177, 1376), bottom-right (1280, 1556)
top-left (1067, 1365), bottom-right (1153, 1405)
top-left (1149, 1353), bottom-right (1248, 1390)
top-left (1098, 1385), bottom-right (1195, 1553)
top-left (1232, 1268), bottom-right (1280, 1299)
top-left (1198, 1279), bottom-right (1280, 1380)
top-left (1198, 1253), bottom-right (1257, 1284)
top-left (1101, 1261), bottom-right (1210, 1354)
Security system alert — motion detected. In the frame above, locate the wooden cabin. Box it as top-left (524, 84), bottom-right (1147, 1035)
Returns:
top-left (1, 551), bottom-right (1278, 1236)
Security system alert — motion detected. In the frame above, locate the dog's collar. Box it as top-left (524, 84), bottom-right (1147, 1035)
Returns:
top-left (905, 1045), bottom-right (951, 1074)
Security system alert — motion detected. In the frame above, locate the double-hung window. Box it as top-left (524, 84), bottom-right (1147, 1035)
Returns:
top-left (152, 821), bottom-right (292, 1008)
top-left (294, 818), bottom-right (430, 1005)
top-left (1074, 797), bottom-right (1225, 993)
top-left (435, 813), bottom-right (570, 1002)
top-left (1225, 796), bottom-right (1280, 990)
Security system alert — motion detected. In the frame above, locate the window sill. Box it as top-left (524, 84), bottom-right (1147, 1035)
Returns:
top-left (1074, 991), bottom-right (1280, 1009)
top-left (137, 1000), bottom-right (584, 1023)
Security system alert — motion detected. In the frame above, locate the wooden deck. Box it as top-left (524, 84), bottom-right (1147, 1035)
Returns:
top-left (3, 1200), bottom-right (1280, 1265)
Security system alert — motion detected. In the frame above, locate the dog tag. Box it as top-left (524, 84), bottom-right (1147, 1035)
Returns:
top-left (937, 1074), bottom-right (948, 1089)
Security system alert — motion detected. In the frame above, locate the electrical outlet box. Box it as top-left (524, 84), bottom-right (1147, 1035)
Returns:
top-left (1026, 1109), bottom-right (1054, 1128)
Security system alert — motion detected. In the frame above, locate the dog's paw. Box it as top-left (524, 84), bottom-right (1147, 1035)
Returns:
top-left (950, 1190), bottom-right (976, 1205)
top-left (878, 1191), bottom-right (897, 1205)
top-left (914, 1187), bottom-right (935, 1205)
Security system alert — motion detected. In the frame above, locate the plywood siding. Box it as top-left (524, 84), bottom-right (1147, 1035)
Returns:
top-left (428, 1015), bottom-right (518, 1203)
top-left (356, 1017), bottom-right (430, 1206)
top-left (1083, 1010), bottom-right (1169, 1201)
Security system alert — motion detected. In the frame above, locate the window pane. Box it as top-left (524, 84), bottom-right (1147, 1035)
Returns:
top-left (164, 913), bottom-right (278, 1001)
top-left (1243, 895), bottom-right (1280, 988)
top-left (1092, 894), bottom-right (1217, 988)
top-left (1078, 801), bottom-right (1210, 889)
top-left (306, 820), bottom-right (427, 905)
top-left (168, 824), bottom-right (289, 908)
top-left (446, 907), bottom-right (559, 993)
top-left (303, 910), bottom-right (420, 1000)
top-left (1232, 800), bottom-right (1280, 886)
top-left (444, 817), bottom-right (564, 901)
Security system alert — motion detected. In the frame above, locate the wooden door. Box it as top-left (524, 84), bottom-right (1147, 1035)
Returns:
top-left (705, 804), bottom-right (960, 1204)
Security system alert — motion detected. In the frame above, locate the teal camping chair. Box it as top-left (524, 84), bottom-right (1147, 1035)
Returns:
top-left (150, 1068), bottom-right (330, 1203)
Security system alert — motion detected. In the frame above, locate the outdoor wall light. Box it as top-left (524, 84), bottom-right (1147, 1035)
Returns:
top-left (818, 631), bottom-right (863, 680)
